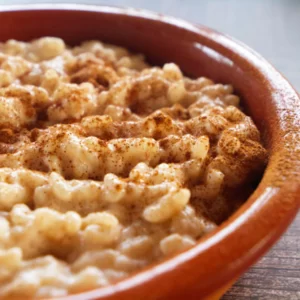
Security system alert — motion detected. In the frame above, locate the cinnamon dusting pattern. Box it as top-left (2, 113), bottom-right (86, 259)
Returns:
top-left (0, 38), bottom-right (267, 298)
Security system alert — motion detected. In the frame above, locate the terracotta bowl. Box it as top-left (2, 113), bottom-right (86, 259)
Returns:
top-left (0, 4), bottom-right (299, 300)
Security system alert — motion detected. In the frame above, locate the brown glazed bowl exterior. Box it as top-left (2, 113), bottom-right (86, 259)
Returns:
top-left (0, 4), bottom-right (299, 300)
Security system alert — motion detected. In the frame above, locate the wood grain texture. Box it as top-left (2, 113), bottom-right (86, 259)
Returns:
top-left (1, 0), bottom-right (299, 299)
top-left (222, 213), bottom-right (300, 300)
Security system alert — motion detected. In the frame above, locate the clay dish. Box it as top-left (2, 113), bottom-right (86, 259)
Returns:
top-left (0, 4), bottom-right (299, 300)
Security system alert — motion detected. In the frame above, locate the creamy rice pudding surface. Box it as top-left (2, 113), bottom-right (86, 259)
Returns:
top-left (0, 37), bottom-right (267, 298)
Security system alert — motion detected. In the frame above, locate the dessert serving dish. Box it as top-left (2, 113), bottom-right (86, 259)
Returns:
top-left (0, 4), bottom-right (299, 300)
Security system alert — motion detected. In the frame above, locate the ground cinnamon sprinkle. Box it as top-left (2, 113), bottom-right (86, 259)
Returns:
top-left (0, 37), bottom-right (267, 298)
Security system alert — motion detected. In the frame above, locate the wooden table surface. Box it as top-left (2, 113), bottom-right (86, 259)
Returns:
top-left (1, 0), bottom-right (300, 299)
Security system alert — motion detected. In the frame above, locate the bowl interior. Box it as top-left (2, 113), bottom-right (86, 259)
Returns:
top-left (0, 5), bottom-right (289, 144)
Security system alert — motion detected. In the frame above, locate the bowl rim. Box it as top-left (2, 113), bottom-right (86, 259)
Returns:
top-left (0, 4), bottom-right (299, 300)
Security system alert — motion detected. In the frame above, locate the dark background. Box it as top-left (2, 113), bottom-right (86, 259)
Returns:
top-left (1, 0), bottom-right (300, 299)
